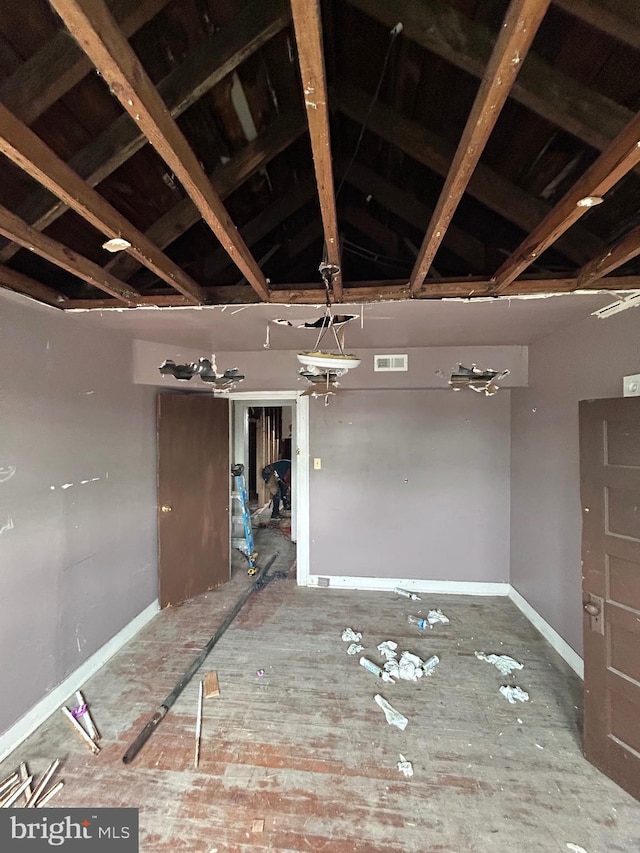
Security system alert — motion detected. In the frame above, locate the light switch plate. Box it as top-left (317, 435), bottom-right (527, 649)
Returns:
top-left (314, 458), bottom-right (322, 469)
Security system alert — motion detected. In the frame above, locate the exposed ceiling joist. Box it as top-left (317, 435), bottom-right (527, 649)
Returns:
top-left (576, 225), bottom-right (640, 288)
top-left (349, 0), bottom-right (636, 160)
top-left (0, 264), bottom-right (69, 307)
top-left (59, 273), bottom-right (640, 310)
top-left (340, 160), bottom-right (485, 271)
top-left (337, 86), bottom-right (605, 266)
top-left (0, 101), bottom-right (206, 302)
top-left (49, 0), bottom-right (270, 302)
top-left (106, 109), bottom-right (307, 282)
top-left (492, 113), bottom-right (640, 292)
top-left (410, 0), bottom-right (550, 293)
top-left (554, 0), bottom-right (640, 52)
top-left (0, 0), bottom-right (169, 125)
top-left (290, 0), bottom-right (342, 300)
top-left (0, 202), bottom-right (139, 304)
top-left (0, 0), bottom-right (291, 265)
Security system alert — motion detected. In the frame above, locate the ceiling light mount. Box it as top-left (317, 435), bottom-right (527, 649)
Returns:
top-left (576, 196), bottom-right (603, 208)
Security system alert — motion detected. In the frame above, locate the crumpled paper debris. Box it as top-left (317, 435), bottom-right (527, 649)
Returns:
top-left (397, 754), bottom-right (413, 777)
top-left (374, 694), bottom-right (408, 730)
top-left (384, 651), bottom-right (426, 682)
top-left (499, 685), bottom-right (529, 704)
top-left (342, 628), bottom-right (362, 642)
top-left (346, 643), bottom-right (364, 655)
top-left (377, 640), bottom-right (398, 660)
top-left (475, 652), bottom-right (523, 676)
top-left (427, 609), bottom-right (450, 626)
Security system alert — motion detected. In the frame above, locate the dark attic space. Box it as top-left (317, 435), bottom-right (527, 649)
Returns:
top-left (1, 1), bottom-right (640, 851)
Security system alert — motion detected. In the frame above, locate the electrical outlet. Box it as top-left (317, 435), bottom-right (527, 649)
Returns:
top-left (623, 373), bottom-right (640, 396)
top-left (314, 458), bottom-right (322, 470)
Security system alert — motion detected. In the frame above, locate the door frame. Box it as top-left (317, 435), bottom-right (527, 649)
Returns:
top-left (226, 390), bottom-right (310, 586)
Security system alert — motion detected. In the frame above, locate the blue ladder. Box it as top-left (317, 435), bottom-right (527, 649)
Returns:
top-left (231, 463), bottom-right (258, 575)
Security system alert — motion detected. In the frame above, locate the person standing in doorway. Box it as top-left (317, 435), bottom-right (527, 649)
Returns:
top-left (262, 459), bottom-right (291, 520)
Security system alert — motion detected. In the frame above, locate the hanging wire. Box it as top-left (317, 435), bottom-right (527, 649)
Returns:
top-left (335, 22), bottom-right (403, 201)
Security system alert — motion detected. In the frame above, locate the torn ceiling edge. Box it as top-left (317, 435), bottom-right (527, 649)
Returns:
top-left (63, 289), bottom-right (626, 313)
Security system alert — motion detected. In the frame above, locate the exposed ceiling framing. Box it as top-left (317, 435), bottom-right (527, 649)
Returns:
top-left (0, 0), bottom-right (638, 311)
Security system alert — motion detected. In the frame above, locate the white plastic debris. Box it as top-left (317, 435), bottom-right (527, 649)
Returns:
top-left (360, 657), bottom-right (396, 683)
top-left (342, 628), bottom-right (362, 642)
top-left (374, 694), bottom-right (408, 730)
top-left (384, 650), bottom-right (432, 682)
top-left (499, 685), bottom-right (530, 704)
top-left (423, 654), bottom-right (440, 675)
top-left (566, 845), bottom-right (588, 853)
top-left (346, 643), bottom-right (364, 655)
top-left (394, 587), bottom-right (420, 601)
top-left (475, 652), bottom-right (524, 676)
top-left (427, 609), bottom-right (450, 626)
top-left (377, 640), bottom-right (398, 660)
top-left (397, 754), bottom-right (413, 777)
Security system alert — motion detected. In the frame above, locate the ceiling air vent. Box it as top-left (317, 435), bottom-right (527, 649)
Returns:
top-left (374, 354), bottom-right (408, 372)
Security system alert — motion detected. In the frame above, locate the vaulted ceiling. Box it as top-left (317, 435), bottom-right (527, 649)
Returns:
top-left (1, 0), bottom-right (640, 310)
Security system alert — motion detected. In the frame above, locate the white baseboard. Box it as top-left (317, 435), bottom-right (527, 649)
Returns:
top-left (307, 575), bottom-right (510, 596)
top-left (509, 586), bottom-right (584, 679)
top-left (0, 599), bottom-right (160, 764)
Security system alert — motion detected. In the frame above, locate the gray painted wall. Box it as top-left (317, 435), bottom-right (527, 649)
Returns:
top-left (0, 292), bottom-right (157, 737)
top-left (510, 307), bottom-right (640, 657)
top-left (310, 389), bottom-right (511, 582)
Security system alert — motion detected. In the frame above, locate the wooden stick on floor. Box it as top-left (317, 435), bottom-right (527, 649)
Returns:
top-left (194, 680), bottom-right (204, 768)
top-left (0, 773), bottom-right (18, 797)
top-left (25, 760), bottom-right (59, 808)
top-left (36, 781), bottom-right (64, 807)
top-left (61, 706), bottom-right (100, 754)
top-left (19, 762), bottom-right (32, 805)
top-left (75, 690), bottom-right (101, 742)
top-left (2, 776), bottom-right (34, 808)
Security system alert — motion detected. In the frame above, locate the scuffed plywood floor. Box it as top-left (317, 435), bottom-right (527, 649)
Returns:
top-left (2, 541), bottom-right (640, 851)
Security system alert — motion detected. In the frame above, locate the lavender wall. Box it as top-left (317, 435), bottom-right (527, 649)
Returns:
top-left (510, 308), bottom-right (640, 657)
top-left (0, 292), bottom-right (157, 737)
top-left (310, 389), bottom-right (511, 582)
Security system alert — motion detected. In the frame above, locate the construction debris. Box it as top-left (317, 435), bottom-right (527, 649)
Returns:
top-left (360, 656), bottom-right (396, 683)
top-left (346, 643), bottom-right (364, 655)
top-left (475, 652), bottom-right (523, 676)
top-left (397, 754), bottom-right (414, 778)
top-left (374, 694), bottom-right (408, 731)
top-left (194, 681), bottom-right (204, 769)
top-left (393, 587), bottom-right (420, 601)
top-left (426, 609), bottom-right (450, 626)
top-left (203, 671), bottom-right (220, 698)
top-left (252, 819), bottom-right (265, 833)
top-left (499, 685), bottom-right (530, 704)
top-left (342, 628), bottom-right (362, 642)
top-left (2, 776), bottom-right (33, 808)
top-left (377, 641), bottom-right (398, 660)
top-left (19, 762), bottom-right (31, 805)
top-left (61, 706), bottom-right (100, 754)
top-left (74, 690), bottom-right (100, 743)
top-left (26, 760), bottom-right (60, 808)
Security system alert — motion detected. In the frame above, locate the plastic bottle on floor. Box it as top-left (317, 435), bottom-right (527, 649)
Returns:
top-left (407, 615), bottom-right (428, 630)
top-left (360, 656), bottom-right (394, 682)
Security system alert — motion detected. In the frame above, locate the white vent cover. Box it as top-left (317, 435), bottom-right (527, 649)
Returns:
top-left (374, 354), bottom-right (408, 372)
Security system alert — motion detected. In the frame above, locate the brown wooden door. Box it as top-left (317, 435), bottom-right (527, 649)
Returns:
top-left (157, 393), bottom-right (230, 609)
top-left (580, 396), bottom-right (640, 801)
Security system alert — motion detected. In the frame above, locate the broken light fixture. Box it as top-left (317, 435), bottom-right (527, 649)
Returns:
top-left (295, 262), bottom-right (361, 405)
top-left (437, 363), bottom-right (510, 397)
top-left (158, 356), bottom-right (245, 391)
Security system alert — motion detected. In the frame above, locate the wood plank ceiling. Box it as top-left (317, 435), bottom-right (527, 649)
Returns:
top-left (0, 0), bottom-right (639, 309)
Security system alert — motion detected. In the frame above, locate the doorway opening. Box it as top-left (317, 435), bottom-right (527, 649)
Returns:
top-left (230, 392), bottom-right (310, 585)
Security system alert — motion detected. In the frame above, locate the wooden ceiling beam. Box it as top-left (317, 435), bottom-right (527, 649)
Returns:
top-left (50, 0), bottom-right (269, 302)
top-left (554, 0), bottom-right (640, 53)
top-left (337, 86), bottom-right (605, 266)
top-left (0, 102), bottom-right (205, 303)
top-left (106, 110), bottom-right (307, 282)
top-left (290, 0), bottom-right (342, 300)
top-left (349, 0), bottom-right (636, 162)
top-left (60, 274), bottom-right (640, 310)
top-left (0, 0), bottom-right (291, 265)
top-left (576, 224), bottom-right (640, 288)
top-left (492, 113), bottom-right (640, 292)
top-left (0, 265), bottom-right (69, 308)
top-left (340, 160), bottom-right (485, 271)
top-left (0, 0), bottom-right (169, 126)
top-left (409, 0), bottom-right (550, 293)
top-left (0, 203), bottom-right (139, 304)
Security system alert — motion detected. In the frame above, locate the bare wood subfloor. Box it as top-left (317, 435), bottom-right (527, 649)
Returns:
top-left (2, 538), bottom-right (640, 851)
